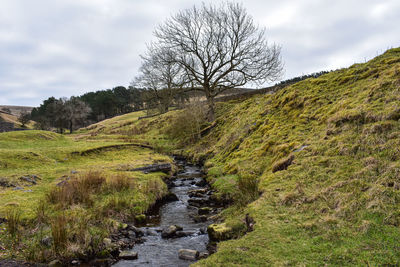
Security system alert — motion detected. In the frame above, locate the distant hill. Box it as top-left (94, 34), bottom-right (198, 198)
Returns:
top-left (0, 105), bottom-right (33, 116)
top-left (0, 106), bottom-right (34, 128)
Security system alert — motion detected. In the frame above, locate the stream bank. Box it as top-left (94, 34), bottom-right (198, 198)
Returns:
top-left (79, 157), bottom-right (222, 267)
top-left (113, 157), bottom-right (221, 266)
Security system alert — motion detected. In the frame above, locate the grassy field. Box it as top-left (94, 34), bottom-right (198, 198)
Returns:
top-left (0, 129), bottom-right (172, 261)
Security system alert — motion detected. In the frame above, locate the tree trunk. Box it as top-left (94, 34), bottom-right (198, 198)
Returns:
top-left (69, 121), bottom-right (73, 134)
top-left (206, 96), bottom-right (215, 122)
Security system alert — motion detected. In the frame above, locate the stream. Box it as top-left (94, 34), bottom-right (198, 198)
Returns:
top-left (113, 158), bottom-right (216, 267)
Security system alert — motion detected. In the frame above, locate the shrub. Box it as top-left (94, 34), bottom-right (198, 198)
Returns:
top-left (165, 100), bottom-right (208, 145)
top-left (235, 175), bottom-right (260, 206)
top-left (47, 171), bottom-right (106, 208)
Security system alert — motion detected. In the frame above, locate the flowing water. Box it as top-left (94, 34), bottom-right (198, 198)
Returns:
top-left (114, 159), bottom-right (212, 267)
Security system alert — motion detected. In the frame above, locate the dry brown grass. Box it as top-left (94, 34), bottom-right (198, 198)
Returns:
top-left (47, 171), bottom-right (106, 208)
top-left (105, 174), bottom-right (133, 192)
top-left (51, 214), bottom-right (68, 253)
top-left (144, 178), bottom-right (165, 200)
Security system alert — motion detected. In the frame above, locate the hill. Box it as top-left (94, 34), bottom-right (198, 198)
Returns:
top-left (1, 48), bottom-right (399, 265)
top-left (80, 47), bottom-right (400, 265)
top-left (0, 105), bottom-right (33, 116)
top-left (0, 111), bottom-right (35, 129)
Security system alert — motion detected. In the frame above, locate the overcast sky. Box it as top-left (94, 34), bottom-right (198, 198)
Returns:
top-left (0, 0), bottom-right (399, 106)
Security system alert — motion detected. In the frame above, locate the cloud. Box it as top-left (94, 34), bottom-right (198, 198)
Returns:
top-left (0, 0), bottom-right (399, 106)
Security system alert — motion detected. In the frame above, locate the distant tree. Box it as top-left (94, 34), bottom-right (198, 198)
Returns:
top-left (30, 97), bottom-right (57, 130)
top-left (154, 2), bottom-right (283, 121)
top-left (128, 86), bottom-right (145, 111)
top-left (113, 86), bottom-right (133, 114)
top-left (80, 89), bottom-right (119, 121)
top-left (64, 97), bottom-right (91, 133)
top-left (18, 112), bottom-right (31, 128)
top-left (31, 96), bottom-right (91, 133)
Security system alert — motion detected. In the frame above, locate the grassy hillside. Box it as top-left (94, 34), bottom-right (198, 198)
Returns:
top-left (79, 47), bottom-right (400, 265)
top-left (0, 112), bottom-right (34, 128)
top-left (190, 47), bottom-right (400, 266)
top-left (1, 47), bottom-right (399, 265)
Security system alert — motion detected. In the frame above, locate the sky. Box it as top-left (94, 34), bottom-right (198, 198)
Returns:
top-left (0, 0), bottom-right (399, 107)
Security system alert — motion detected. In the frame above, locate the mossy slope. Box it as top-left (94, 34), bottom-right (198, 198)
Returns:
top-left (189, 48), bottom-right (400, 266)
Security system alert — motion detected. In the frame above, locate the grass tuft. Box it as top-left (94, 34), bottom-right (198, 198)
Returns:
top-left (51, 214), bottom-right (68, 253)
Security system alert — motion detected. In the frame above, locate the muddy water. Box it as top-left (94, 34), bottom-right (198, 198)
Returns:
top-left (114, 159), bottom-right (213, 267)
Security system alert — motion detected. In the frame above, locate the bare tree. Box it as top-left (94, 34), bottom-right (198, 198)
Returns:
top-left (154, 2), bottom-right (283, 121)
top-left (134, 45), bottom-right (188, 113)
top-left (64, 97), bottom-right (91, 133)
top-left (18, 112), bottom-right (31, 128)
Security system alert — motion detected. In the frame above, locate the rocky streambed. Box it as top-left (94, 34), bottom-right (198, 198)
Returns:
top-left (110, 157), bottom-right (221, 267)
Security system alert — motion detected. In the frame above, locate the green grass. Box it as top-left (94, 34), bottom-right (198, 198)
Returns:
top-left (0, 129), bottom-right (172, 261)
top-left (2, 47), bottom-right (400, 265)
top-left (72, 48), bottom-right (400, 265)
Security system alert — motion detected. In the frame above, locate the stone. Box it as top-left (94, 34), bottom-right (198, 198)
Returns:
top-left (127, 230), bottom-right (136, 239)
top-left (189, 191), bottom-right (205, 198)
top-left (199, 252), bottom-right (209, 259)
top-left (12, 186), bottom-right (23, 191)
top-left (48, 259), bottom-right (62, 267)
top-left (188, 188), bottom-right (207, 195)
top-left (103, 238), bottom-right (112, 247)
top-left (178, 249), bottom-right (199, 261)
top-left (195, 179), bottom-right (207, 187)
top-left (161, 225), bottom-right (183, 238)
top-left (207, 223), bottom-right (233, 241)
top-left (129, 163), bottom-right (171, 174)
top-left (175, 231), bottom-right (196, 237)
top-left (71, 260), bottom-right (80, 265)
top-left (146, 229), bottom-right (158, 236)
top-left (71, 170), bottom-right (78, 174)
top-left (119, 251), bottom-right (138, 260)
top-left (198, 207), bottom-right (212, 215)
top-left (199, 227), bottom-right (207, 234)
top-left (193, 215), bottom-right (208, 223)
top-left (188, 198), bottom-right (208, 207)
top-left (19, 175), bottom-right (37, 184)
top-left (130, 226), bottom-right (144, 237)
top-left (0, 177), bottom-right (15, 188)
top-left (135, 214), bottom-right (146, 224)
top-left (40, 236), bottom-right (52, 247)
top-left (163, 192), bottom-right (179, 202)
